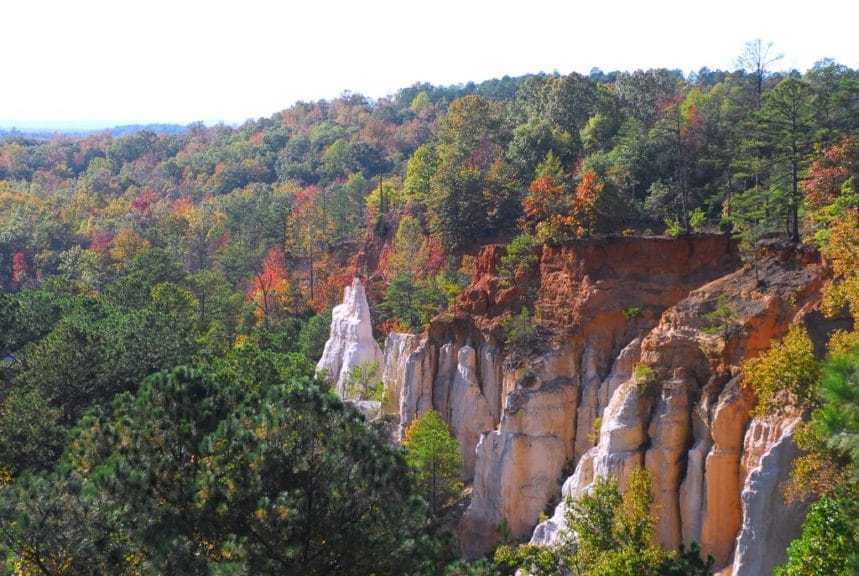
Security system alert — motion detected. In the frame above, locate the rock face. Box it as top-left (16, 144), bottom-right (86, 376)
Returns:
top-left (731, 416), bottom-right (809, 576)
top-left (527, 244), bottom-right (823, 571)
top-left (381, 235), bottom-right (829, 571)
top-left (316, 278), bottom-right (383, 398)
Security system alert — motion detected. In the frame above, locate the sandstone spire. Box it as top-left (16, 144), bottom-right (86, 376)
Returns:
top-left (316, 278), bottom-right (383, 398)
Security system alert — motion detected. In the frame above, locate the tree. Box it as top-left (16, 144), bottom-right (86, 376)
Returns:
top-left (821, 210), bottom-right (859, 327)
top-left (343, 360), bottom-right (384, 401)
top-left (0, 363), bottom-right (432, 575)
top-left (736, 39), bottom-right (783, 108)
top-left (574, 168), bottom-right (604, 236)
top-left (497, 233), bottom-right (537, 290)
top-left (523, 152), bottom-right (572, 242)
top-left (390, 215), bottom-right (428, 278)
top-left (775, 492), bottom-right (859, 576)
top-left (742, 324), bottom-right (821, 416)
top-left (758, 78), bottom-right (818, 242)
top-left (495, 469), bottom-right (713, 576)
top-left (248, 246), bottom-right (292, 328)
top-left (403, 410), bottom-right (464, 518)
top-left (429, 95), bottom-right (508, 252)
top-left (379, 273), bottom-right (445, 333)
top-left (813, 349), bottom-right (859, 476)
top-left (285, 185), bottom-right (331, 303)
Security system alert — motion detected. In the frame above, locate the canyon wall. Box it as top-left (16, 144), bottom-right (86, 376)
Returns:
top-left (379, 235), bottom-right (826, 573)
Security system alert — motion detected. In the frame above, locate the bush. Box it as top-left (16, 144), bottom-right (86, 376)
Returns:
top-left (623, 306), bottom-right (641, 320)
top-left (690, 207), bottom-right (706, 232)
top-left (742, 325), bottom-right (821, 416)
top-left (633, 363), bottom-right (655, 381)
top-left (498, 234), bottom-right (537, 288)
top-left (664, 218), bottom-right (685, 237)
top-left (343, 360), bottom-right (384, 401)
top-left (503, 308), bottom-right (538, 348)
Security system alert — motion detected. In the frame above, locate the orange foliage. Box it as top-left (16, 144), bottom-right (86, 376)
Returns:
top-left (573, 169), bottom-right (604, 235)
top-left (248, 247), bottom-right (291, 325)
top-left (523, 168), bottom-right (604, 242)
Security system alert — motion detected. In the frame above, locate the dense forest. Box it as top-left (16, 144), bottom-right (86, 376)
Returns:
top-left (1, 41), bottom-right (859, 574)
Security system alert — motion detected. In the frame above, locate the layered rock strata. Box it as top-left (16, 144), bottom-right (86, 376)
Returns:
top-left (528, 243), bottom-right (822, 573)
top-left (375, 236), bottom-right (826, 572)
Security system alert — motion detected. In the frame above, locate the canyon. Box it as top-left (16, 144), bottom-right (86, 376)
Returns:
top-left (323, 235), bottom-right (832, 574)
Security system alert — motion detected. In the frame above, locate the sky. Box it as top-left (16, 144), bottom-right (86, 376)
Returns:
top-left (2, 0), bottom-right (857, 130)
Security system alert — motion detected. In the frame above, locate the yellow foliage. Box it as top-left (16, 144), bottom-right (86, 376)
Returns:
top-left (109, 227), bottom-right (150, 270)
top-left (821, 210), bottom-right (859, 322)
top-left (742, 325), bottom-right (821, 416)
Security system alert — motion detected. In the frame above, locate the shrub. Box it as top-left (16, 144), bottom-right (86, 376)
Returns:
top-left (690, 207), bottom-right (706, 232)
top-left (742, 325), bottom-right (821, 416)
top-left (623, 306), bottom-right (641, 320)
top-left (503, 308), bottom-right (538, 348)
top-left (633, 363), bottom-right (654, 381)
top-left (664, 218), bottom-right (684, 237)
top-left (498, 234), bottom-right (537, 288)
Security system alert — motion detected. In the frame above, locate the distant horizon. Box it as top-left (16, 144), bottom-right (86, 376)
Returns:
top-left (2, 0), bottom-right (857, 130)
top-left (2, 60), bottom-right (852, 134)
top-left (0, 119), bottom-right (222, 134)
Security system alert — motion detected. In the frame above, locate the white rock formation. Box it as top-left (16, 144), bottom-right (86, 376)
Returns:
top-left (316, 278), bottom-right (383, 398)
top-left (382, 332), bottom-right (419, 417)
top-left (731, 416), bottom-right (809, 576)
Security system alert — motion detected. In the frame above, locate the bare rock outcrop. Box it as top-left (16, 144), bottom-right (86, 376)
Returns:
top-left (377, 235), bottom-right (827, 569)
top-left (731, 416), bottom-right (809, 576)
top-left (316, 278), bottom-right (383, 398)
top-left (454, 236), bottom-right (741, 556)
top-left (527, 242), bottom-right (824, 572)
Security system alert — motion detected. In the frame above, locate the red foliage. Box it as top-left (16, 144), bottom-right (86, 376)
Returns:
top-left (310, 259), bottom-right (357, 313)
top-left (573, 169), bottom-right (603, 234)
top-left (131, 189), bottom-right (158, 215)
top-left (249, 247), bottom-right (288, 299)
top-left (172, 196), bottom-right (194, 216)
top-left (293, 184), bottom-right (320, 208)
top-left (11, 251), bottom-right (27, 289)
top-left (88, 230), bottom-right (114, 253)
top-left (803, 136), bottom-right (855, 210)
top-left (425, 237), bottom-right (445, 275)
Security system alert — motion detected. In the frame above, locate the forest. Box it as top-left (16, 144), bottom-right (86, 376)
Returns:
top-left (1, 40), bottom-right (858, 574)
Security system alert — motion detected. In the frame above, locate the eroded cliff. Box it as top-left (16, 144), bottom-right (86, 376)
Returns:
top-left (379, 235), bottom-right (829, 573)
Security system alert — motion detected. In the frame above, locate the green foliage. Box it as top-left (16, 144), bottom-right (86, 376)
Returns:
top-left (1, 53), bottom-right (858, 576)
top-left (497, 233), bottom-right (537, 288)
top-left (701, 294), bottom-right (738, 338)
top-left (633, 363), bottom-right (655, 381)
top-left (443, 558), bottom-right (502, 576)
top-left (298, 309), bottom-right (332, 361)
top-left (588, 416), bottom-right (603, 445)
top-left (503, 308), bottom-right (538, 349)
top-left (496, 470), bottom-right (712, 576)
top-left (742, 325), bottom-right (821, 416)
top-left (689, 207), bottom-right (706, 232)
top-left (380, 273), bottom-right (447, 333)
top-left (404, 410), bottom-right (464, 518)
top-left (813, 348), bottom-right (859, 474)
top-left (343, 360), bottom-right (384, 401)
top-left (664, 217), bottom-right (685, 237)
top-left (775, 492), bottom-right (859, 576)
top-left (622, 306), bottom-right (641, 320)
top-left (0, 362), bottom-right (431, 575)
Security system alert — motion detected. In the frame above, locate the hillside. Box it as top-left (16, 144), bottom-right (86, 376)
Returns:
top-left (1, 59), bottom-right (858, 575)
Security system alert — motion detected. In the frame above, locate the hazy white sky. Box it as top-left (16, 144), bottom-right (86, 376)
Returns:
top-left (2, 0), bottom-right (857, 129)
